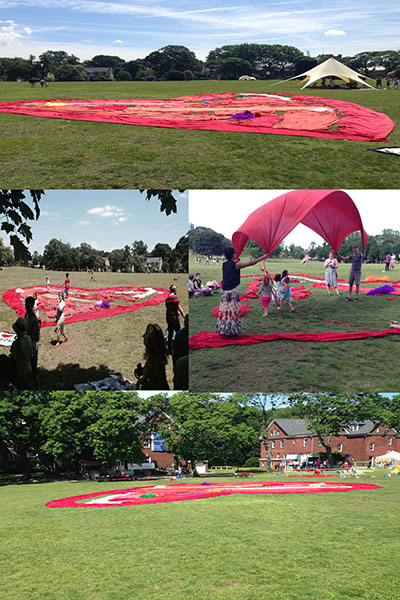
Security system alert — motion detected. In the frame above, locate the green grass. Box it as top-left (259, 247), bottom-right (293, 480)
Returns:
top-left (189, 257), bottom-right (400, 392)
top-left (0, 474), bottom-right (399, 600)
top-left (0, 80), bottom-right (399, 188)
top-left (0, 267), bottom-right (188, 389)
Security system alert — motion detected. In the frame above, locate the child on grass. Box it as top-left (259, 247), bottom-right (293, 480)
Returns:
top-left (279, 276), bottom-right (295, 312)
top-left (258, 275), bottom-right (272, 316)
top-left (273, 273), bottom-right (282, 309)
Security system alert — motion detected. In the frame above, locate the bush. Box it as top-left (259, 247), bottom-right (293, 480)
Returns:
top-left (165, 69), bottom-right (185, 81)
top-left (183, 69), bottom-right (194, 80)
top-left (116, 70), bottom-right (132, 81)
top-left (243, 457), bottom-right (260, 468)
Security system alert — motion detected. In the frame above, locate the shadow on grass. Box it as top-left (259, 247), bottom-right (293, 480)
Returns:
top-left (36, 363), bottom-right (120, 390)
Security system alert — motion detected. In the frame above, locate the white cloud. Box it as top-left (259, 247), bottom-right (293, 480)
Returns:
top-left (23, 26), bottom-right (32, 34)
top-left (112, 39), bottom-right (123, 44)
top-left (87, 204), bottom-right (126, 219)
top-left (324, 29), bottom-right (346, 36)
top-left (117, 216), bottom-right (127, 222)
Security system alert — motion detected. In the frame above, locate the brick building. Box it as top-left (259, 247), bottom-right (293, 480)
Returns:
top-left (260, 418), bottom-right (399, 467)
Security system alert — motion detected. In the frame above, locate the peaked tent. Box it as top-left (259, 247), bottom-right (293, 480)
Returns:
top-left (232, 190), bottom-right (368, 258)
top-left (279, 57), bottom-right (375, 90)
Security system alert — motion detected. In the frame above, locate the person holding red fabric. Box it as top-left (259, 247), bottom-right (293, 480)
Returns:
top-left (338, 245), bottom-right (364, 302)
top-left (216, 247), bottom-right (267, 336)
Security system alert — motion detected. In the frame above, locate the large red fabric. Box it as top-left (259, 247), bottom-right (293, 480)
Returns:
top-left (232, 190), bottom-right (368, 258)
top-left (189, 328), bottom-right (400, 348)
top-left (311, 282), bottom-right (400, 295)
top-left (2, 285), bottom-right (169, 326)
top-left (0, 93), bottom-right (393, 141)
top-left (45, 481), bottom-right (381, 507)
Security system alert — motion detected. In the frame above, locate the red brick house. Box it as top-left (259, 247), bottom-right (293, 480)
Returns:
top-left (260, 419), bottom-right (399, 467)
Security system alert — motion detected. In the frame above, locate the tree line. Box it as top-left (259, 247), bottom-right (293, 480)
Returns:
top-left (1, 46), bottom-right (399, 82)
top-left (1, 392), bottom-right (398, 479)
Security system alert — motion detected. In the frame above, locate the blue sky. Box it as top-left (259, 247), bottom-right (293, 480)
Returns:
top-left (1, 190), bottom-right (188, 253)
top-left (0, 1), bottom-right (399, 62)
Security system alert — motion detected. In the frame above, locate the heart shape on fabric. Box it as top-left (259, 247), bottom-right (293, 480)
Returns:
top-left (3, 285), bottom-right (170, 327)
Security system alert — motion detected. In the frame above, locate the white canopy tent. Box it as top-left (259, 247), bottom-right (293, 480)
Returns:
top-left (375, 451), bottom-right (400, 465)
top-left (278, 57), bottom-right (375, 90)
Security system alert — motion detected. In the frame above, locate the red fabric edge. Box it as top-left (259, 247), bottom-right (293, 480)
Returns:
top-left (189, 328), bottom-right (400, 348)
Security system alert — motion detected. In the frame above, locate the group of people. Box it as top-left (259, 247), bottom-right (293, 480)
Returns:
top-left (188, 273), bottom-right (219, 297)
top-left (384, 253), bottom-right (398, 271)
top-left (215, 244), bottom-right (368, 337)
top-left (134, 285), bottom-right (187, 390)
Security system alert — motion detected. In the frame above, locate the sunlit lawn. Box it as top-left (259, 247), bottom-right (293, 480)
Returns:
top-left (189, 257), bottom-right (400, 392)
top-left (0, 80), bottom-right (399, 189)
top-left (0, 267), bottom-right (188, 389)
top-left (0, 473), bottom-right (398, 600)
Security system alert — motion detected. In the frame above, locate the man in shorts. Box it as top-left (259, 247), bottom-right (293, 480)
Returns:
top-left (338, 245), bottom-right (364, 302)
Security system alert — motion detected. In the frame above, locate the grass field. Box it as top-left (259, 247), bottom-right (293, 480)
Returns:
top-left (0, 80), bottom-right (399, 189)
top-left (189, 257), bottom-right (400, 392)
top-left (1, 473), bottom-right (399, 600)
top-left (0, 267), bottom-right (188, 390)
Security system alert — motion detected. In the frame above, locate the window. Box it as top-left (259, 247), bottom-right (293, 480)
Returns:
top-left (370, 443), bottom-right (375, 452)
top-left (280, 440), bottom-right (284, 448)
top-left (271, 441), bottom-right (275, 449)
top-left (388, 437), bottom-right (393, 446)
top-left (277, 453), bottom-right (280, 459)
top-left (142, 439), bottom-right (151, 448)
top-left (143, 456), bottom-right (152, 463)
top-left (293, 439), bottom-right (296, 445)
top-left (317, 439), bottom-right (322, 447)
top-left (350, 424), bottom-right (359, 432)
top-left (337, 443), bottom-right (343, 452)
top-left (303, 438), bottom-right (308, 447)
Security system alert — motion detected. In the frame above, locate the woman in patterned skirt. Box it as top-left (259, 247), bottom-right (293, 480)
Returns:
top-left (216, 247), bottom-right (267, 336)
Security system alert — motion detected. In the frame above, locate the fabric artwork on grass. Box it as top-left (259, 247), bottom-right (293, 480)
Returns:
top-left (3, 285), bottom-right (169, 326)
top-left (45, 481), bottom-right (382, 507)
top-left (0, 332), bottom-right (16, 347)
top-left (0, 92), bottom-right (393, 142)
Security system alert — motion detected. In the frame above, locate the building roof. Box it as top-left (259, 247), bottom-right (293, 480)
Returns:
top-left (270, 418), bottom-right (382, 437)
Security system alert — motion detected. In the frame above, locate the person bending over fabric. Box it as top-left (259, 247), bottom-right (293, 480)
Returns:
top-left (165, 285), bottom-right (185, 354)
top-left (216, 247), bottom-right (267, 336)
top-left (324, 252), bottom-right (340, 297)
top-left (55, 292), bottom-right (68, 347)
top-left (338, 245), bottom-right (364, 302)
top-left (64, 273), bottom-right (70, 297)
top-left (136, 323), bottom-right (169, 390)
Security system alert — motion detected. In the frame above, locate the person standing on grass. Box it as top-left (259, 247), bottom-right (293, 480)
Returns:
top-left (324, 252), bottom-right (340, 297)
top-left (165, 285), bottom-right (185, 354)
top-left (385, 252), bottom-right (391, 272)
top-left (216, 247), bottom-right (267, 336)
top-left (45, 273), bottom-right (50, 291)
top-left (54, 292), bottom-right (68, 348)
top-left (257, 275), bottom-right (272, 316)
top-left (338, 245), bottom-right (364, 302)
top-left (136, 323), bottom-right (169, 390)
top-left (24, 297), bottom-right (40, 389)
top-left (10, 317), bottom-right (33, 390)
top-left (64, 273), bottom-right (70, 297)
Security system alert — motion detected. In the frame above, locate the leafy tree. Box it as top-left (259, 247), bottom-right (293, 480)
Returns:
top-left (39, 50), bottom-right (80, 77)
top-left (42, 238), bottom-right (73, 270)
top-left (218, 57), bottom-right (253, 79)
top-left (121, 244), bottom-right (134, 272)
top-left (144, 45), bottom-right (198, 79)
top-left (0, 190), bottom-right (43, 261)
top-left (295, 57), bottom-right (317, 75)
top-left (56, 64), bottom-right (85, 81)
top-left (190, 227), bottom-right (228, 255)
top-left (124, 59), bottom-right (144, 79)
top-left (174, 233), bottom-right (189, 272)
top-left (116, 70), bottom-right (132, 81)
top-left (0, 237), bottom-right (14, 266)
top-left (159, 393), bottom-right (261, 473)
top-left (140, 189), bottom-right (186, 216)
top-left (86, 54), bottom-right (125, 74)
top-left (132, 240), bottom-right (148, 256)
top-left (109, 248), bottom-right (125, 272)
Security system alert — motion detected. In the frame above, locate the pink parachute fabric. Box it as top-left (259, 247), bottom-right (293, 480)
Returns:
top-left (0, 93), bottom-right (394, 141)
top-left (232, 190), bottom-right (368, 258)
